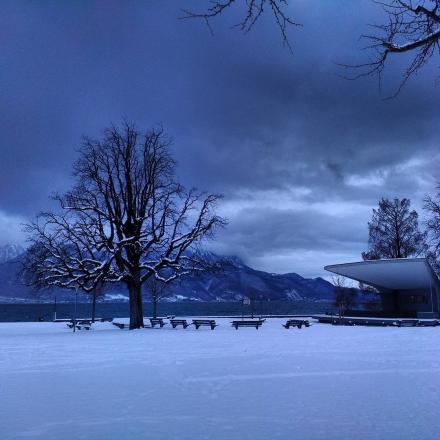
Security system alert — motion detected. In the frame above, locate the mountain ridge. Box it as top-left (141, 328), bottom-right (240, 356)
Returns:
top-left (0, 244), bottom-right (336, 303)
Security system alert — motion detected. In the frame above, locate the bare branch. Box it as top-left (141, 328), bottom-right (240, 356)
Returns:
top-left (340, 0), bottom-right (440, 96)
top-left (23, 122), bottom-right (227, 329)
top-left (181, 0), bottom-right (301, 52)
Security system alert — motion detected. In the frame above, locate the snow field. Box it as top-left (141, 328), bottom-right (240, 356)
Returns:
top-left (1, 318), bottom-right (440, 440)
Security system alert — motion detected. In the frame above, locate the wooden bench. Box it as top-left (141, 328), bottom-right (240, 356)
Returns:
top-left (231, 320), bottom-right (264, 330)
top-left (67, 320), bottom-right (92, 330)
top-left (112, 322), bottom-right (129, 329)
top-left (66, 319), bottom-right (91, 326)
top-left (170, 319), bottom-right (190, 329)
top-left (192, 319), bottom-right (218, 330)
top-left (99, 317), bottom-right (114, 322)
top-left (149, 318), bottom-right (167, 328)
top-left (283, 319), bottom-right (310, 329)
top-left (72, 319), bottom-right (92, 324)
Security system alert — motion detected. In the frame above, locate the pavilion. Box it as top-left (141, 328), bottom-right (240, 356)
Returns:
top-left (324, 258), bottom-right (440, 318)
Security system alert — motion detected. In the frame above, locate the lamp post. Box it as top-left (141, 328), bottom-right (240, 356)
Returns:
top-left (430, 276), bottom-right (434, 316)
top-left (53, 296), bottom-right (57, 322)
top-left (73, 288), bottom-right (78, 333)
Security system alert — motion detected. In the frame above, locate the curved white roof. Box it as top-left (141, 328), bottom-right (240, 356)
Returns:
top-left (324, 258), bottom-right (438, 290)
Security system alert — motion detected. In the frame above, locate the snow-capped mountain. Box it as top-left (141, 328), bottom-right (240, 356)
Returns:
top-left (162, 254), bottom-right (335, 302)
top-left (0, 247), bottom-right (336, 303)
top-left (0, 243), bottom-right (25, 264)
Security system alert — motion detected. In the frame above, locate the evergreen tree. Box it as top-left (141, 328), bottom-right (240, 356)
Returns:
top-left (362, 198), bottom-right (427, 260)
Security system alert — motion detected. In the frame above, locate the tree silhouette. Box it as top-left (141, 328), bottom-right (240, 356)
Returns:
top-left (341, 1), bottom-right (440, 96)
top-left (182, 0), bottom-right (300, 51)
top-left (24, 122), bottom-right (226, 329)
top-left (362, 198), bottom-right (427, 260)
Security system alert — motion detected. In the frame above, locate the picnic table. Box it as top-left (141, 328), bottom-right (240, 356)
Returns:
top-left (192, 319), bottom-right (218, 330)
top-left (66, 319), bottom-right (92, 330)
top-left (149, 318), bottom-right (167, 328)
top-left (98, 317), bottom-right (114, 322)
top-left (170, 319), bottom-right (190, 329)
top-left (231, 319), bottom-right (264, 330)
top-left (112, 322), bottom-right (129, 329)
top-left (283, 319), bottom-right (310, 329)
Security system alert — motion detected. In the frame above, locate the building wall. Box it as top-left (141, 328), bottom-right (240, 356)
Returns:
top-left (380, 286), bottom-right (439, 315)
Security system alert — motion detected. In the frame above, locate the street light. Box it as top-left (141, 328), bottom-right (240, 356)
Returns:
top-left (73, 288), bottom-right (78, 333)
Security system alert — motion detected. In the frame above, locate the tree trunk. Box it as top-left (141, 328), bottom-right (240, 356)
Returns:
top-left (91, 293), bottom-right (96, 323)
top-left (128, 282), bottom-right (144, 329)
top-left (152, 293), bottom-right (158, 319)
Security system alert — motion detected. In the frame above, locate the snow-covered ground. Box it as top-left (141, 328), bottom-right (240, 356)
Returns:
top-left (1, 318), bottom-right (440, 440)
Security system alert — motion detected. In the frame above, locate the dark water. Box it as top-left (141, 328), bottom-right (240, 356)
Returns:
top-left (0, 301), bottom-right (335, 322)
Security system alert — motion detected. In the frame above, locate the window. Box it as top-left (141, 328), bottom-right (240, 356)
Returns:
top-left (409, 295), bottom-right (427, 304)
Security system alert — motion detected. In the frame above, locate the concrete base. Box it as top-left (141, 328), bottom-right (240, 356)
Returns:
top-left (417, 312), bottom-right (440, 319)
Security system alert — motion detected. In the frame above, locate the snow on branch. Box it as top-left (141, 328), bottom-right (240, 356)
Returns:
top-left (23, 122), bottom-right (227, 309)
top-left (340, 0), bottom-right (440, 96)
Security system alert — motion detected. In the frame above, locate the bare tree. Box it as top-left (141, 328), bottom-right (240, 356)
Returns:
top-left (181, 0), bottom-right (301, 51)
top-left (332, 276), bottom-right (356, 321)
top-left (144, 275), bottom-right (171, 319)
top-left (424, 185), bottom-right (440, 273)
top-left (90, 282), bottom-right (105, 323)
top-left (341, 1), bottom-right (440, 96)
top-left (23, 123), bottom-right (226, 329)
top-left (362, 198), bottom-right (427, 260)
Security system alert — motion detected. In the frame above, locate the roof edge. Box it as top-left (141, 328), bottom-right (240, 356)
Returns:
top-left (324, 257), bottom-right (439, 289)
top-left (324, 257), bottom-right (427, 273)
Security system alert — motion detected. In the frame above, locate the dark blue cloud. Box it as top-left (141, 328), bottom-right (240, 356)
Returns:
top-left (0, 1), bottom-right (437, 275)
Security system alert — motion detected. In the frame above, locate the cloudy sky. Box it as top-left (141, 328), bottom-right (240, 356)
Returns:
top-left (0, 1), bottom-right (438, 278)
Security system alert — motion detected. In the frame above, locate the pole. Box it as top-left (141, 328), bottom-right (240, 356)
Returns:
top-left (152, 292), bottom-right (157, 319)
top-left (91, 293), bottom-right (96, 323)
top-left (430, 276), bottom-right (434, 315)
top-left (53, 296), bottom-right (57, 322)
top-left (73, 289), bottom-right (78, 333)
